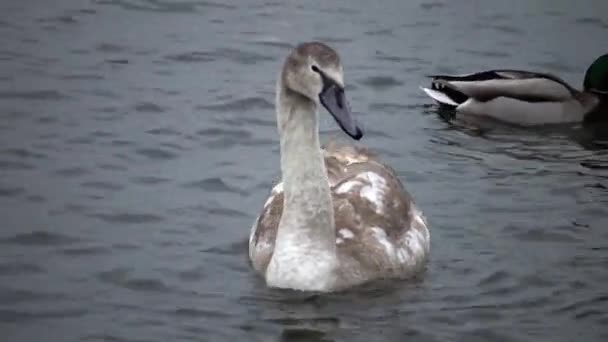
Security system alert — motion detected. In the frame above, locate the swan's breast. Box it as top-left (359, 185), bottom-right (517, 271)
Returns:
top-left (250, 143), bottom-right (430, 277)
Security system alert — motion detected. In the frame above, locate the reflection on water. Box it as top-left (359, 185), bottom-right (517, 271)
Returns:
top-left (1, 0), bottom-right (607, 341)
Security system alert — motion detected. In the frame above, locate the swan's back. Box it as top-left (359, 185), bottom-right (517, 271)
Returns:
top-left (249, 141), bottom-right (430, 288)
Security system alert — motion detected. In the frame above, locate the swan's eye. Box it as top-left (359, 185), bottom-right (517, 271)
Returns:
top-left (311, 65), bottom-right (320, 73)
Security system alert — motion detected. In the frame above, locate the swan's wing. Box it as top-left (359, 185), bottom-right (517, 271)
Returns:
top-left (428, 69), bottom-right (577, 102)
top-left (324, 143), bottom-right (430, 277)
top-left (249, 183), bottom-right (282, 273)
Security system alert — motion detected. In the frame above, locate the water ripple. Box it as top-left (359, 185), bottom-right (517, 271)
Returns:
top-left (129, 176), bottom-right (171, 185)
top-left (173, 307), bottom-right (232, 319)
top-left (146, 127), bottom-right (182, 136)
top-left (0, 287), bottom-right (66, 305)
top-left (182, 177), bottom-right (246, 195)
top-left (134, 102), bottom-right (166, 113)
top-left (0, 185), bottom-right (25, 197)
top-left (0, 231), bottom-right (79, 246)
top-left (574, 17), bottom-right (607, 28)
top-left (94, 0), bottom-right (235, 12)
top-left (197, 97), bottom-right (273, 112)
top-left (135, 148), bottom-right (179, 160)
top-left (0, 90), bottom-right (69, 100)
top-left (90, 212), bottom-right (165, 224)
top-left (98, 268), bottom-right (171, 292)
top-left (81, 181), bottom-right (124, 192)
top-left (0, 262), bottom-right (44, 276)
top-left (196, 127), bottom-right (251, 139)
top-left (166, 48), bottom-right (273, 65)
top-left (420, 2), bottom-right (445, 10)
top-left (0, 309), bottom-right (88, 323)
top-left (53, 167), bottom-right (90, 178)
top-left (2, 148), bottom-right (47, 160)
top-left (358, 76), bottom-right (404, 89)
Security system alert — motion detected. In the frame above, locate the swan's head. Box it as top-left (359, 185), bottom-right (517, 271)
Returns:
top-left (281, 42), bottom-right (363, 140)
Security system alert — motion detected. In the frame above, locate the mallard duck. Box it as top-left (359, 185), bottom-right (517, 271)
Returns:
top-left (421, 54), bottom-right (608, 126)
top-left (248, 42), bottom-right (430, 292)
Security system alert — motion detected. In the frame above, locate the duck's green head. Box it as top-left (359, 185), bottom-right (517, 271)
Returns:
top-left (584, 54), bottom-right (608, 95)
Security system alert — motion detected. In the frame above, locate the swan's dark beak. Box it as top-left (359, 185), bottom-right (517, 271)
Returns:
top-left (319, 83), bottom-right (363, 140)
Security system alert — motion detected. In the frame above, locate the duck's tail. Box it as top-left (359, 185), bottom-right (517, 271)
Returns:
top-left (420, 78), bottom-right (470, 108)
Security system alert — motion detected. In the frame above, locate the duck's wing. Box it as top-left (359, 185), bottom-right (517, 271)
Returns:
top-left (422, 69), bottom-right (578, 105)
top-left (323, 142), bottom-right (430, 279)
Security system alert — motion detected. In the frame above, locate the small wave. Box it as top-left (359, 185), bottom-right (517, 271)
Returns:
top-left (0, 90), bottom-right (69, 101)
top-left (0, 231), bottom-right (79, 246)
top-left (97, 268), bottom-right (171, 292)
top-left (575, 17), bottom-right (606, 28)
top-left (166, 48), bottom-right (273, 65)
top-left (420, 2), bottom-right (445, 10)
top-left (60, 73), bottom-right (104, 81)
top-left (81, 181), bottom-right (124, 191)
top-left (177, 266), bottom-right (206, 282)
top-left (364, 28), bottom-right (393, 36)
top-left (146, 127), bottom-right (182, 136)
top-left (110, 139), bottom-right (136, 146)
top-left (196, 97), bottom-right (273, 112)
top-left (182, 177), bottom-right (245, 195)
top-left (53, 166), bottom-right (90, 177)
top-left (196, 127), bottom-right (252, 139)
top-left (129, 176), bottom-right (171, 185)
top-left (65, 136), bottom-right (95, 145)
top-left (90, 212), bottom-right (165, 224)
top-left (0, 186), bottom-right (25, 197)
top-left (134, 102), bottom-right (165, 113)
top-left (2, 148), bottom-right (47, 160)
top-left (135, 148), bottom-right (179, 160)
top-left (0, 287), bottom-right (66, 305)
top-left (0, 262), bottom-right (44, 276)
top-left (475, 23), bottom-right (524, 36)
top-left (0, 308), bottom-right (87, 323)
top-left (37, 14), bottom-right (79, 25)
top-left (94, 0), bottom-right (235, 12)
top-left (368, 102), bottom-right (415, 115)
top-left (97, 163), bottom-right (128, 171)
top-left (26, 195), bottom-right (46, 203)
top-left (214, 116), bottom-right (276, 128)
top-left (249, 40), bottom-right (294, 50)
top-left (312, 36), bottom-right (352, 44)
top-left (359, 76), bottom-right (404, 89)
top-left (96, 43), bottom-right (127, 53)
top-left (60, 245), bottom-right (110, 256)
top-left (457, 48), bottom-right (511, 59)
top-left (165, 51), bottom-right (215, 63)
top-left (174, 307), bottom-right (232, 319)
top-left (169, 203), bottom-right (247, 218)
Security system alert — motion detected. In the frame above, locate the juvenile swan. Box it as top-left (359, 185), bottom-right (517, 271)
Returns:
top-left (249, 42), bottom-right (430, 292)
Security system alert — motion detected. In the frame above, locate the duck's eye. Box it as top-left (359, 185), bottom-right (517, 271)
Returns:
top-left (311, 65), bottom-right (320, 73)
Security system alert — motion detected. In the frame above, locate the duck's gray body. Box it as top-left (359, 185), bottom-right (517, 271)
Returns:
top-left (421, 69), bottom-right (603, 126)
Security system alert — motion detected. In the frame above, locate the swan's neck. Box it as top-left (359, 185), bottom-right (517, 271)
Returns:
top-left (266, 86), bottom-right (337, 290)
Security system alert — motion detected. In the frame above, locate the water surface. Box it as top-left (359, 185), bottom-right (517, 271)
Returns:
top-left (1, 0), bottom-right (607, 341)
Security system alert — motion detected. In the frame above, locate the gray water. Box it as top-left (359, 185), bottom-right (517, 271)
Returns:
top-left (1, 0), bottom-right (607, 341)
